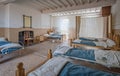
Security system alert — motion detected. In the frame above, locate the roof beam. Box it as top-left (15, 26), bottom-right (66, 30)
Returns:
top-left (75, 0), bottom-right (81, 5)
top-left (70, 0), bottom-right (77, 6)
top-left (87, 0), bottom-right (91, 3)
top-left (96, 0), bottom-right (99, 2)
top-left (58, 0), bottom-right (67, 7)
top-left (28, 1), bottom-right (44, 9)
top-left (51, 0), bottom-right (62, 8)
top-left (36, 0), bottom-right (56, 10)
top-left (32, 0), bottom-right (49, 9)
top-left (60, 0), bottom-right (70, 7)
top-left (79, 0), bottom-right (84, 5)
top-left (41, 0), bottom-right (116, 13)
top-left (73, 0), bottom-right (78, 5)
top-left (66, 0), bottom-right (72, 6)
top-left (44, 0), bottom-right (58, 8)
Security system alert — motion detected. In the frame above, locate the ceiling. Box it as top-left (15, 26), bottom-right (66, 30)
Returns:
top-left (0, 0), bottom-right (116, 13)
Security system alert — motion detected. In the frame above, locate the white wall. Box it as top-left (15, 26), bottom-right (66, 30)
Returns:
top-left (0, 4), bottom-right (10, 28)
top-left (9, 3), bottom-right (41, 28)
top-left (0, 5), bottom-right (6, 27)
top-left (0, 3), bottom-right (51, 28)
top-left (112, 0), bottom-right (120, 29)
top-left (41, 14), bottom-right (50, 28)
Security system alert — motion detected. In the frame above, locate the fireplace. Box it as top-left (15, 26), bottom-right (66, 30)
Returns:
top-left (19, 31), bottom-right (34, 46)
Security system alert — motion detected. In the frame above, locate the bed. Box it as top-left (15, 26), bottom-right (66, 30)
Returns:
top-left (53, 44), bottom-right (120, 67)
top-left (71, 38), bottom-right (115, 49)
top-left (16, 50), bottom-right (120, 76)
top-left (0, 37), bottom-right (24, 62)
top-left (70, 33), bottom-right (120, 50)
top-left (44, 33), bottom-right (64, 42)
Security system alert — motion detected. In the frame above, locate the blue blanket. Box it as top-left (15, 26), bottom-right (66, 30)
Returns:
top-left (72, 40), bottom-right (96, 46)
top-left (49, 34), bottom-right (63, 39)
top-left (64, 48), bottom-right (95, 61)
top-left (0, 47), bottom-right (21, 55)
top-left (79, 37), bottom-right (98, 41)
top-left (0, 41), bottom-right (10, 46)
top-left (59, 62), bottom-right (120, 76)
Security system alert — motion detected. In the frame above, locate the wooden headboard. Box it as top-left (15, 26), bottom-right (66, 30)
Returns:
top-left (47, 29), bottom-right (54, 34)
top-left (108, 33), bottom-right (120, 49)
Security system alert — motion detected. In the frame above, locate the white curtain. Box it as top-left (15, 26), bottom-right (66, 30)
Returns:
top-left (76, 16), bottom-right (81, 39)
top-left (79, 17), bottom-right (107, 38)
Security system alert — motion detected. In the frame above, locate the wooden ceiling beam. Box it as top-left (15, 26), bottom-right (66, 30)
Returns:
top-left (66, 0), bottom-right (72, 6)
top-left (51, 0), bottom-right (62, 8)
top-left (32, 0), bottom-right (49, 9)
top-left (73, 0), bottom-right (78, 5)
top-left (87, 0), bottom-right (91, 3)
top-left (28, 1), bottom-right (44, 9)
top-left (60, 0), bottom-right (70, 7)
top-left (35, 0), bottom-right (52, 8)
top-left (52, 0), bottom-right (64, 7)
top-left (96, 0), bottom-right (99, 2)
top-left (36, 0), bottom-right (56, 10)
top-left (69, 0), bottom-right (76, 5)
top-left (41, 0), bottom-right (116, 13)
top-left (44, 0), bottom-right (58, 9)
top-left (79, 0), bottom-right (84, 5)
top-left (58, 0), bottom-right (67, 7)
top-left (75, 0), bottom-right (81, 5)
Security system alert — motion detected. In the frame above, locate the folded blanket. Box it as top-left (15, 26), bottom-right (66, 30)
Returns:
top-left (73, 39), bottom-right (108, 48)
top-left (0, 41), bottom-right (10, 47)
top-left (53, 46), bottom-right (71, 56)
top-left (0, 43), bottom-right (22, 54)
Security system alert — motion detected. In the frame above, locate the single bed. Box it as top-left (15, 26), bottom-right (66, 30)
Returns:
top-left (0, 37), bottom-right (24, 62)
top-left (70, 33), bottom-right (120, 50)
top-left (44, 33), bottom-right (64, 42)
top-left (53, 44), bottom-right (120, 68)
top-left (16, 50), bottom-right (120, 76)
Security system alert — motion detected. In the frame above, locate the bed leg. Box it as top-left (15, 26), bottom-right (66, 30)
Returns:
top-left (16, 62), bottom-right (25, 76)
top-left (69, 39), bottom-right (72, 47)
top-left (48, 49), bottom-right (52, 59)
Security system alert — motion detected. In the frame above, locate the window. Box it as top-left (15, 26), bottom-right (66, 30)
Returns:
top-left (79, 17), bottom-right (106, 38)
top-left (23, 15), bottom-right (32, 28)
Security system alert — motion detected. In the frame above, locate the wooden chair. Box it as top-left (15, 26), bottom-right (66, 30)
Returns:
top-left (34, 36), bottom-right (40, 43)
top-left (39, 35), bottom-right (45, 42)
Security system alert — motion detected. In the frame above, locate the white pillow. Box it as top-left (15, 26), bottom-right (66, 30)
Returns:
top-left (97, 38), bottom-right (107, 42)
top-left (0, 37), bottom-right (7, 41)
top-left (106, 39), bottom-right (116, 47)
top-left (49, 32), bottom-right (54, 35)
